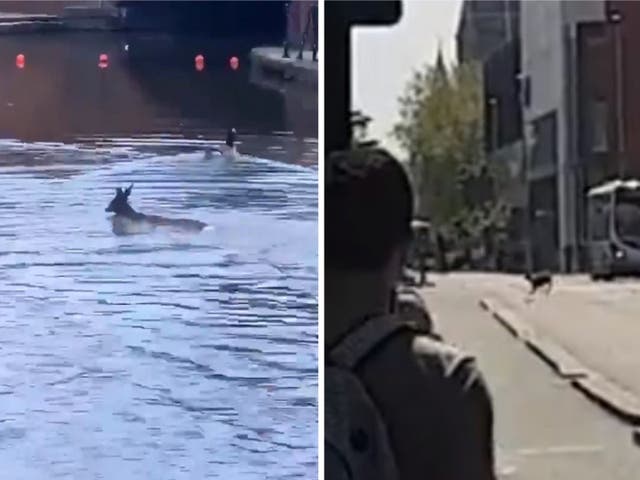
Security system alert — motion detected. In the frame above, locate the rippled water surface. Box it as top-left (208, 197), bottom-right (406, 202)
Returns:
top-left (0, 31), bottom-right (317, 479)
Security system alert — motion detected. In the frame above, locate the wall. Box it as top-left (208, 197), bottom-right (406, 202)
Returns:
top-left (520, 0), bottom-right (566, 269)
top-left (520, 0), bottom-right (606, 271)
top-left (608, 1), bottom-right (640, 178)
top-left (491, 140), bottom-right (525, 207)
top-left (0, 1), bottom-right (105, 16)
top-left (577, 21), bottom-right (616, 182)
top-left (575, 1), bottom-right (640, 180)
top-left (521, 2), bottom-right (565, 126)
top-left (483, 39), bottom-right (521, 149)
top-left (456, 0), bottom-right (517, 63)
top-left (562, 0), bottom-right (606, 23)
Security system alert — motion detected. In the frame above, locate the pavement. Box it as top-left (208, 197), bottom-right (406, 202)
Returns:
top-left (249, 46), bottom-right (318, 89)
top-left (419, 277), bottom-right (640, 479)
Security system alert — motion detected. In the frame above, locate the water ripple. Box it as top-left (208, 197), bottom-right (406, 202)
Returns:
top-left (0, 140), bottom-right (317, 478)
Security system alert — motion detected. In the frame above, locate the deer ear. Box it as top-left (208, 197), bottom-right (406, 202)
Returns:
top-left (116, 187), bottom-right (122, 194)
top-left (125, 183), bottom-right (133, 196)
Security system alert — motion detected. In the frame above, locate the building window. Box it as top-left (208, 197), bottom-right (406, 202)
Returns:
top-left (591, 100), bottom-right (608, 153)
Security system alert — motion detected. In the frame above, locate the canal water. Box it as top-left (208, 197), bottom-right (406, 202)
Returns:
top-left (0, 32), bottom-right (317, 479)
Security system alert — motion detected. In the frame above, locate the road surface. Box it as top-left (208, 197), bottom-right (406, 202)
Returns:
top-left (421, 278), bottom-right (640, 479)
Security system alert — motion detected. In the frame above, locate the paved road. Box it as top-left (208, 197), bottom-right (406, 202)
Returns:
top-left (462, 273), bottom-right (640, 405)
top-left (420, 278), bottom-right (640, 479)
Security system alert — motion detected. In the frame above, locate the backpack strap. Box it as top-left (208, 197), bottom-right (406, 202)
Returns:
top-left (329, 314), bottom-right (414, 370)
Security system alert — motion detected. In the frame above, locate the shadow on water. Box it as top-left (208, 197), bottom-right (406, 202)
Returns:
top-left (0, 31), bottom-right (317, 479)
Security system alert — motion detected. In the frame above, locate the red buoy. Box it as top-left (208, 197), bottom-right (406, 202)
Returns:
top-left (229, 56), bottom-right (239, 70)
top-left (98, 53), bottom-right (108, 69)
top-left (195, 54), bottom-right (205, 71)
top-left (16, 53), bottom-right (25, 69)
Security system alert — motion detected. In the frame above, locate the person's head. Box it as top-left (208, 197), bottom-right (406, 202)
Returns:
top-left (105, 183), bottom-right (134, 214)
top-left (326, 147), bottom-right (414, 282)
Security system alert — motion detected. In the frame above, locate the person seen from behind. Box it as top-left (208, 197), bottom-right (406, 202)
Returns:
top-left (325, 146), bottom-right (496, 480)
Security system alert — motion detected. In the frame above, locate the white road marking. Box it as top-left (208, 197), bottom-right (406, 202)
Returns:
top-left (515, 444), bottom-right (604, 456)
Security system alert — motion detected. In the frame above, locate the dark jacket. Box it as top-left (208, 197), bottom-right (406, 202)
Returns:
top-left (356, 326), bottom-right (496, 480)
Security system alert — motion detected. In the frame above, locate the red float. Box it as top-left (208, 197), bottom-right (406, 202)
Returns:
top-left (195, 54), bottom-right (205, 71)
top-left (98, 53), bottom-right (108, 69)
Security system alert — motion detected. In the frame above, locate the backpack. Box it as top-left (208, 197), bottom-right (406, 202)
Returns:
top-left (325, 314), bottom-right (411, 480)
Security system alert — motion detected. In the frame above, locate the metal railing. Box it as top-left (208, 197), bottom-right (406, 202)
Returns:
top-left (282, 1), bottom-right (318, 62)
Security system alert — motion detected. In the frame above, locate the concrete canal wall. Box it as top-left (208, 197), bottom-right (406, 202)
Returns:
top-left (0, 1), bottom-right (121, 33)
top-left (250, 46), bottom-right (317, 90)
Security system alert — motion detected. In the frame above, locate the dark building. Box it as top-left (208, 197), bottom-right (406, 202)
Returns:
top-left (576, 22), bottom-right (616, 184)
top-left (600, 0), bottom-right (640, 179)
top-left (456, 0), bottom-right (519, 64)
top-left (573, 1), bottom-right (640, 267)
top-left (575, 1), bottom-right (640, 184)
top-left (483, 39), bottom-right (522, 152)
top-left (115, 1), bottom-right (286, 42)
top-left (457, 0), bottom-right (525, 271)
top-left (0, 1), bottom-right (290, 43)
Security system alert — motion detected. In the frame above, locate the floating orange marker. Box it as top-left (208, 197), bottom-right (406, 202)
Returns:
top-left (195, 54), bottom-right (205, 71)
top-left (98, 53), bottom-right (108, 69)
top-left (229, 56), bottom-right (239, 70)
top-left (16, 53), bottom-right (25, 69)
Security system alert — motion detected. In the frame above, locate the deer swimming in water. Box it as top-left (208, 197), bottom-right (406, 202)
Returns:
top-left (105, 184), bottom-right (207, 236)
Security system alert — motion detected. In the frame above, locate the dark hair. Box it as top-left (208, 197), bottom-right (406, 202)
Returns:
top-left (326, 147), bottom-right (414, 270)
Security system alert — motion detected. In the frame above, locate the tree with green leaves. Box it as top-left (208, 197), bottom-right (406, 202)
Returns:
top-left (393, 51), bottom-right (508, 250)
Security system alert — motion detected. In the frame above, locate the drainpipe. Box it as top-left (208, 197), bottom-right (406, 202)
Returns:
top-left (489, 97), bottom-right (499, 151)
top-left (503, 0), bottom-right (512, 43)
top-left (518, 73), bottom-right (532, 272)
top-left (610, 11), bottom-right (625, 178)
top-left (567, 23), bottom-right (581, 272)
